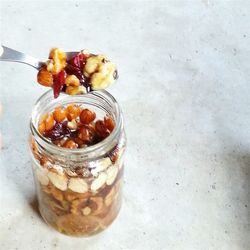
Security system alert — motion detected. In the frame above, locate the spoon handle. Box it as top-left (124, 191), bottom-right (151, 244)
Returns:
top-left (0, 45), bottom-right (43, 70)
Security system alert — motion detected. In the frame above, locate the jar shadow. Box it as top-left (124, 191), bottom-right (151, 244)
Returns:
top-left (215, 137), bottom-right (250, 248)
top-left (29, 196), bottom-right (46, 223)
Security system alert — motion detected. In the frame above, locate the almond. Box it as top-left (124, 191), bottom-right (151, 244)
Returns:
top-left (47, 171), bottom-right (68, 191)
top-left (36, 168), bottom-right (49, 186)
top-left (65, 169), bottom-right (78, 177)
top-left (91, 157), bottom-right (112, 177)
top-left (68, 178), bottom-right (88, 193)
top-left (91, 172), bottom-right (107, 191)
top-left (106, 165), bottom-right (118, 186)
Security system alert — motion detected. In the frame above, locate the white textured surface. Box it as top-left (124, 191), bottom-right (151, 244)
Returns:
top-left (0, 1), bottom-right (250, 249)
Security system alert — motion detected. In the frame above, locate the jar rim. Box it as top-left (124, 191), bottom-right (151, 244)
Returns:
top-left (30, 89), bottom-right (123, 160)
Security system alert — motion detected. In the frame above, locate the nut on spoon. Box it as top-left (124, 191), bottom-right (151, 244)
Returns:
top-left (0, 45), bottom-right (77, 70)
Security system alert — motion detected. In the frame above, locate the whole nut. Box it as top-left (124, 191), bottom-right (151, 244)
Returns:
top-left (63, 139), bottom-right (78, 149)
top-left (91, 62), bottom-right (116, 90)
top-left (84, 55), bottom-right (102, 75)
top-left (49, 48), bottom-right (66, 62)
top-left (37, 68), bottom-right (53, 87)
top-left (79, 109), bottom-right (96, 124)
top-left (47, 48), bottom-right (67, 74)
top-left (66, 86), bottom-right (87, 95)
top-left (53, 106), bottom-right (67, 122)
top-left (65, 75), bottom-right (80, 87)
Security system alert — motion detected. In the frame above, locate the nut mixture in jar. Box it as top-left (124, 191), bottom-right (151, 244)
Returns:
top-left (31, 103), bottom-right (125, 236)
top-left (37, 48), bottom-right (118, 98)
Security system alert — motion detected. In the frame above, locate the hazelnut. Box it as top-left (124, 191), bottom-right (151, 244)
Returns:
top-left (78, 126), bottom-right (94, 143)
top-left (79, 109), bottom-right (96, 124)
top-left (37, 67), bottom-right (53, 87)
top-left (44, 115), bottom-right (54, 131)
top-left (95, 120), bottom-right (110, 138)
top-left (104, 115), bottom-right (115, 132)
top-left (66, 104), bottom-right (81, 121)
top-left (53, 106), bottom-right (67, 122)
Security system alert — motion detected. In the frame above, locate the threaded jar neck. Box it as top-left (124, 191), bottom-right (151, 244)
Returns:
top-left (30, 90), bottom-right (124, 163)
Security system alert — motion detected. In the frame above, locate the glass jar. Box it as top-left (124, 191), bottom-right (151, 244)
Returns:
top-left (29, 90), bottom-right (126, 237)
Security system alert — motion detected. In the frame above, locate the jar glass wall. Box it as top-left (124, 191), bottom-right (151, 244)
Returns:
top-left (29, 90), bottom-right (126, 237)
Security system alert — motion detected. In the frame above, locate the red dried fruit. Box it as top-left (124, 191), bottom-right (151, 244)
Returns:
top-left (104, 116), bottom-right (115, 132)
top-left (65, 64), bottom-right (90, 91)
top-left (67, 53), bottom-right (87, 68)
top-left (95, 120), bottom-right (110, 139)
top-left (53, 70), bottom-right (66, 98)
top-left (44, 122), bottom-right (71, 140)
top-left (80, 109), bottom-right (96, 124)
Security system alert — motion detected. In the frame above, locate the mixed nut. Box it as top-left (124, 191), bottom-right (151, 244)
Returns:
top-left (33, 152), bottom-right (124, 236)
top-left (38, 104), bottom-right (115, 148)
top-left (32, 103), bottom-right (125, 236)
top-left (30, 47), bottom-right (125, 236)
top-left (37, 48), bottom-right (118, 98)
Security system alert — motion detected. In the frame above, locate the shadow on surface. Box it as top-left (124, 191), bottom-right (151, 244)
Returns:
top-left (219, 145), bottom-right (250, 249)
top-left (29, 196), bottom-right (45, 223)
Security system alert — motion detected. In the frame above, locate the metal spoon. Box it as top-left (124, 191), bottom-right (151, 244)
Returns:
top-left (0, 45), bottom-right (77, 70)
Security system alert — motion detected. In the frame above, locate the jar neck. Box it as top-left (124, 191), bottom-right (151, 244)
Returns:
top-left (30, 90), bottom-right (124, 163)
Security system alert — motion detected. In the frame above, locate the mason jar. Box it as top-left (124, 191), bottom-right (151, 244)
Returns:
top-left (29, 90), bottom-right (126, 237)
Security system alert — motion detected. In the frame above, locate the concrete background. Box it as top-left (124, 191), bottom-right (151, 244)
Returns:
top-left (0, 0), bottom-right (250, 249)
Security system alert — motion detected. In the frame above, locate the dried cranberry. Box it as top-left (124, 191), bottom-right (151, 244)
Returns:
top-left (44, 121), bottom-right (70, 140)
top-left (67, 53), bottom-right (87, 68)
top-left (53, 70), bottom-right (66, 98)
top-left (65, 64), bottom-right (82, 79)
top-left (65, 54), bottom-right (91, 91)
